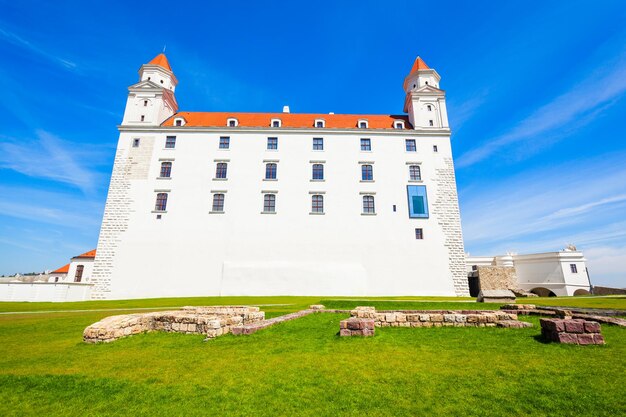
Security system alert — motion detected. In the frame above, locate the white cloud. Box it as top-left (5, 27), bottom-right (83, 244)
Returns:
top-left (0, 26), bottom-right (76, 70)
top-left (456, 49), bottom-right (626, 168)
top-left (0, 130), bottom-right (105, 193)
top-left (584, 245), bottom-right (626, 289)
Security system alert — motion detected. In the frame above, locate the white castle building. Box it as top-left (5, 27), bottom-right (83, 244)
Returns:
top-left (85, 53), bottom-right (469, 300)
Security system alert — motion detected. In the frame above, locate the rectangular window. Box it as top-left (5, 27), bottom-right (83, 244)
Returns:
top-left (165, 136), bottom-right (176, 148)
top-left (155, 193), bottom-right (168, 211)
top-left (407, 185), bottom-right (429, 218)
top-left (433, 145), bottom-right (438, 152)
top-left (311, 195), bottom-right (324, 213)
top-left (570, 264), bottom-right (578, 273)
top-left (361, 164), bottom-right (373, 181)
top-left (312, 164), bottom-right (324, 180)
top-left (132, 138), bottom-right (140, 147)
top-left (360, 138), bottom-right (371, 151)
top-left (405, 139), bottom-right (416, 152)
top-left (74, 265), bottom-right (84, 283)
top-left (212, 193), bottom-right (225, 212)
top-left (362, 195), bottom-right (375, 214)
top-left (409, 165), bottom-right (421, 181)
top-left (160, 162), bottom-right (172, 178)
top-left (313, 137), bottom-right (324, 150)
top-left (415, 228), bottom-right (423, 240)
top-left (263, 194), bottom-right (276, 213)
top-left (265, 163), bottom-right (277, 180)
top-left (267, 137), bottom-right (278, 150)
top-left (215, 162), bottom-right (228, 179)
top-left (219, 136), bottom-right (230, 149)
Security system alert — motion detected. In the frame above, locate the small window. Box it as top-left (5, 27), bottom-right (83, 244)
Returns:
top-left (311, 195), bottom-right (324, 214)
top-left (175, 119), bottom-right (182, 126)
top-left (219, 136), bottom-right (230, 149)
top-left (394, 121), bottom-right (405, 129)
top-left (143, 100), bottom-right (148, 107)
top-left (141, 115), bottom-right (145, 122)
top-left (429, 120), bottom-right (434, 126)
top-left (212, 193), bottom-right (225, 212)
top-left (362, 195), bottom-right (375, 214)
top-left (427, 105), bottom-right (432, 111)
top-left (405, 139), bottom-right (416, 152)
top-left (433, 145), bottom-right (438, 152)
top-left (215, 162), bottom-right (228, 179)
top-left (263, 194), bottom-right (276, 213)
top-left (313, 137), bottom-right (324, 150)
top-left (132, 138), bottom-right (140, 147)
top-left (315, 119), bottom-right (325, 128)
top-left (358, 120), bottom-right (368, 129)
top-left (165, 136), bottom-right (176, 148)
top-left (312, 164), bottom-right (324, 180)
top-left (570, 264), bottom-right (578, 273)
top-left (160, 162), bottom-right (172, 178)
top-left (425, 81), bottom-right (429, 85)
top-left (271, 119), bottom-right (281, 128)
top-left (361, 164), bottom-right (373, 181)
top-left (54, 277), bottom-right (59, 283)
top-left (267, 137), bottom-right (278, 150)
top-left (409, 165), bottom-right (421, 181)
top-left (393, 205), bottom-right (397, 212)
top-left (227, 118), bottom-right (238, 127)
top-left (155, 193), bottom-right (168, 211)
top-left (265, 163), bottom-right (277, 180)
top-left (360, 138), bottom-right (371, 151)
top-left (74, 265), bottom-right (84, 283)
top-left (415, 228), bottom-right (424, 240)
top-left (160, 80), bottom-right (164, 84)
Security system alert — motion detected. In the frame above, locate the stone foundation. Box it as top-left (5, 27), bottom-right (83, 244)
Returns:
top-left (83, 306), bottom-right (264, 343)
top-left (540, 318), bottom-right (605, 345)
top-left (350, 306), bottom-right (531, 328)
top-left (339, 318), bottom-right (375, 336)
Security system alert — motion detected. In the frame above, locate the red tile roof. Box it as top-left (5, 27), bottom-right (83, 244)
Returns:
top-left (51, 264), bottom-right (70, 274)
top-left (408, 56), bottom-right (430, 76)
top-left (162, 112), bottom-right (411, 129)
top-left (148, 53), bottom-right (172, 72)
top-left (73, 249), bottom-right (96, 259)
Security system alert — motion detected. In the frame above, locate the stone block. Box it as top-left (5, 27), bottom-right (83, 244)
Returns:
top-left (592, 334), bottom-right (605, 344)
top-left (430, 314), bottom-right (444, 322)
top-left (309, 304), bottom-right (325, 310)
top-left (564, 320), bottom-right (584, 334)
top-left (443, 314), bottom-right (456, 323)
top-left (584, 321), bottom-right (601, 333)
top-left (556, 333), bottom-right (578, 344)
top-left (577, 333), bottom-right (595, 345)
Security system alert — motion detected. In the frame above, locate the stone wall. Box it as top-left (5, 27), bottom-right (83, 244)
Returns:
top-left (592, 286), bottom-right (626, 296)
top-left (476, 266), bottom-right (517, 291)
top-left (350, 306), bottom-right (530, 328)
top-left (540, 318), bottom-right (605, 345)
top-left (83, 306), bottom-right (264, 343)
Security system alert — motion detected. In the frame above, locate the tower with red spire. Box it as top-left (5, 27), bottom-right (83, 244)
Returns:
top-left (403, 57), bottom-right (449, 130)
top-left (121, 53), bottom-right (179, 126)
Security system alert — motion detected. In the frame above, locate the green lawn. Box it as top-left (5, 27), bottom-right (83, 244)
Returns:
top-left (1, 296), bottom-right (625, 416)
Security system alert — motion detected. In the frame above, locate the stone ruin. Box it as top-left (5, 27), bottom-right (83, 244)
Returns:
top-left (83, 306), bottom-right (264, 343)
top-left (349, 306), bottom-right (533, 328)
top-left (540, 318), bottom-right (605, 345)
top-left (339, 317), bottom-right (375, 337)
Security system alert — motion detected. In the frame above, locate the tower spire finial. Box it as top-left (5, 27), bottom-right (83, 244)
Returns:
top-left (162, 44), bottom-right (167, 53)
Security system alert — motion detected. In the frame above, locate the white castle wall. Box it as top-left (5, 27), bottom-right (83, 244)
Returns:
top-left (92, 127), bottom-right (468, 299)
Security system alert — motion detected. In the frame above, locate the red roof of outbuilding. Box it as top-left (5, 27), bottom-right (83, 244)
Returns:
top-left (162, 112), bottom-right (411, 129)
top-left (148, 53), bottom-right (172, 72)
top-left (73, 249), bottom-right (96, 259)
top-left (52, 264), bottom-right (70, 274)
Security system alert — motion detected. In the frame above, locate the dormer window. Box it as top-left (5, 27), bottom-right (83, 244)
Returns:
top-left (227, 118), bottom-right (238, 127)
top-left (394, 120), bottom-right (405, 129)
top-left (174, 117), bottom-right (185, 127)
top-left (315, 119), bottom-right (325, 128)
top-left (358, 120), bottom-right (368, 129)
top-left (271, 119), bottom-right (282, 128)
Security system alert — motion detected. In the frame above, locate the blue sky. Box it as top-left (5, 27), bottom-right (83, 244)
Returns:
top-left (1, 1), bottom-right (625, 287)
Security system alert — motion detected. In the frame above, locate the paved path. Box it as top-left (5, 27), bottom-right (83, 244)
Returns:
top-left (0, 303), bottom-right (295, 316)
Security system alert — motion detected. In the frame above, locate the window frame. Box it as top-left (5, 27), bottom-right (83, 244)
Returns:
top-left (394, 120), bottom-right (405, 129)
top-left (362, 195), bottom-right (376, 214)
top-left (267, 137), bottom-right (278, 150)
top-left (358, 119), bottom-right (369, 129)
top-left (415, 228), bottom-right (424, 240)
top-left (311, 194), bottom-right (324, 214)
top-left (159, 161), bottom-right (172, 178)
top-left (219, 136), bottom-right (230, 149)
top-left (313, 137), bottom-right (324, 151)
top-left (263, 193), bottom-right (276, 213)
top-left (314, 119), bottom-right (325, 128)
top-left (405, 139), bottom-right (417, 152)
top-left (227, 118), bottom-right (238, 127)
top-left (312, 163), bottom-right (324, 180)
top-left (409, 164), bottom-right (421, 181)
top-left (132, 138), bottom-right (140, 148)
top-left (74, 265), bottom-right (84, 283)
top-left (211, 193), bottom-right (225, 212)
top-left (265, 163), bottom-right (277, 180)
top-left (155, 192), bottom-right (168, 212)
top-left (570, 264), bottom-right (578, 274)
top-left (361, 164), bottom-right (373, 181)
top-left (165, 136), bottom-right (176, 149)
top-left (360, 138), bottom-right (371, 151)
top-left (271, 118), bottom-right (282, 128)
top-left (215, 162), bottom-right (228, 179)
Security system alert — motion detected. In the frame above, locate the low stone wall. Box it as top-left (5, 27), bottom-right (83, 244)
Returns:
top-left (592, 286), bottom-right (626, 296)
top-left (540, 318), bottom-right (605, 345)
top-left (350, 306), bottom-right (532, 328)
top-left (83, 306), bottom-right (264, 343)
top-left (339, 318), bottom-right (375, 337)
top-left (231, 309), bottom-right (315, 335)
top-left (500, 305), bottom-right (626, 327)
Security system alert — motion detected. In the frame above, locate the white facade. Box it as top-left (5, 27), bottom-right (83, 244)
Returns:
top-left (90, 54), bottom-right (469, 300)
top-left (466, 249), bottom-right (591, 296)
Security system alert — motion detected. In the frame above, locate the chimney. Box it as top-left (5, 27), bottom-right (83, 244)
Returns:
top-left (283, 105), bottom-right (290, 113)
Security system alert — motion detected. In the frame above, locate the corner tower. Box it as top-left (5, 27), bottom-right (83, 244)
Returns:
top-left (403, 57), bottom-right (449, 130)
top-left (121, 53), bottom-right (178, 126)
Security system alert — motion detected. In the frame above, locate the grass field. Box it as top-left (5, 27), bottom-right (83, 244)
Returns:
top-left (1, 296), bottom-right (625, 416)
